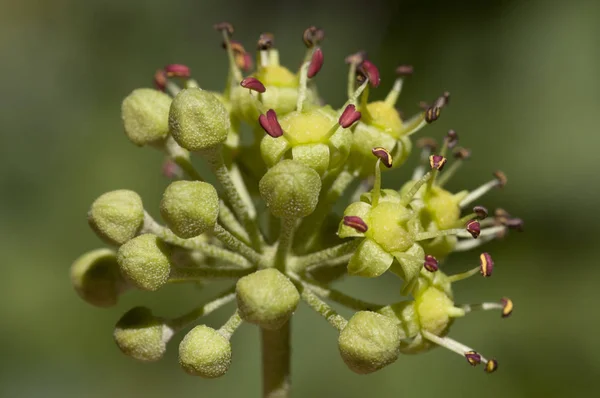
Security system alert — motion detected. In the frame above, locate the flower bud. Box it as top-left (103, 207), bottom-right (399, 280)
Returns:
top-left (114, 307), bottom-right (174, 362)
top-left (259, 160), bottom-right (321, 219)
top-left (338, 311), bottom-right (401, 374)
top-left (70, 248), bottom-right (124, 307)
top-left (236, 269), bottom-right (299, 330)
top-left (179, 325), bottom-right (232, 378)
top-left (117, 234), bottom-right (172, 291)
top-left (160, 181), bottom-right (219, 238)
top-left (87, 190), bottom-right (144, 246)
top-left (169, 88), bottom-right (230, 151)
top-left (121, 88), bottom-right (172, 146)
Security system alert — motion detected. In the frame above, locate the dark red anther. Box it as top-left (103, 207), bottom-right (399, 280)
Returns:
top-left (164, 64), bottom-right (191, 78)
top-left (424, 255), bottom-right (439, 272)
top-left (429, 155), bottom-right (447, 171)
top-left (339, 104), bottom-right (362, 128)
top-left (343, 216), bottom-right (368, 233)
top-left (358, 60), bottom-right (381, 87)
top-left (307, 48), bottom-right (324, 78)
top-left (258, 109), bottom-right (284, 138)
top-left (240, 77), bottom-right (266, 93)
top-left (466, 219), bottom-right (481, 239)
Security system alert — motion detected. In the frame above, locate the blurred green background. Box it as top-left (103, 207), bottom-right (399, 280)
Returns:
top-left (1, 0), bottom-right (598, 397)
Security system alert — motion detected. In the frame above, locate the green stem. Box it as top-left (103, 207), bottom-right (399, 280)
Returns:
top-left (218, 201), bottom-right (251, 245)
top-left (213, 223), bottom-right (266, 267)
top-left (290, 274), bottom-right (382, 311)
top-left (293, 239), bottom-right (360, 271)
top-left (261, 323), bottom-right (291, 398)
top-left (206, 150), bottom-right (264, 251)
top-left (218, 310), bottom-right (244, 340)
top-left (274, 217), bottom-right (296, 271)
top-left (168, 286), bottom-right (236, 331)
top-left (142, 213), bottom-right (251, 268)
top-left (297, 283), bottom-right (347, 331)
top-left (169, 266), bottom-right (253, 282)
top-left (297, 170), bottom-right (355, 252)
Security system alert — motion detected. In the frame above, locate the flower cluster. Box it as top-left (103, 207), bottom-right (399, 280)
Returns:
top-left (71, 23), bottom-right (522, 393)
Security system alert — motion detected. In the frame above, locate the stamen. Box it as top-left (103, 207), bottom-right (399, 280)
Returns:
top-left (411, 138), bottom-right (437, 180)
top-left (303, 26), bottom-right (325, 48)
top-left (343, 216), bottom-right (368, 233)
top-left (165, 64), bottom-right (191, 78)
top-left (258, 109), bottom-right (284, 138)
top-left (421, 330), bottom-right (497, 373)
top-left (485, 359), bottom-right (498, 373)
top-left (423, 255), bottom-right (439, 272)
top-left (358, 60), bottom-right (381, 88)
top-left (257, 32), bottom-right (275, 50)
top-left (384, 64), bottom-right (414, 106)
top-left (423, 154), bottom-right (448, 192)
top-left (228, 41), bottom-right (252, 71)
top-left (429, 155), bottom-right (447, 171)
top-left (371, 158), bottom-right (383, 207)
top-left (453, 234), bottom-right (496, 251)
top-left (213, 22), bottom-right (234, 37)
top-left (466, 219), bottom-right (481, 238)
top-left (338, 104), bottom-right (362, 128)
top-left (479, 252), bottom-right (493, 277)
top-left (154, 69), bottom-right (167, 91)
top-left (465, 351), bottom-right (482, 366)
top-left (436, 148), bottom-right (471, 187)
top-left (473, 206), bottom-right (489, 219)
top-left (445, 129), bottom-right (459, 149)
top-left (307, 48), bottom-right (324, 78)
top-left (372, 147), bottom-right (393, 168)
top-left (216, 22), bottom-right (243, 83)
top-left (401, 171), bottom-right (432, 206)
top-left (345, 51), bottom-right (367, 98)
top-left (240, 77), bottom-right (266, 93)
top-left (415, 228), bottom-right (465, 241)
top-left (501, 297), bottom-right (513, 318)
top-left (460, 298), bottom-right (513, 318)
top-left (460, 171), bottom-right (508, 208)
top-left (425, 107), bottom-right (441, 123)
top-left (257, 33), bottom-right (275, 68)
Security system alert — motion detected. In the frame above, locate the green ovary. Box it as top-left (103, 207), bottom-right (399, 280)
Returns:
top-left (279, 108), bottom-right (335, 145)
top-left (365, 202), bottom-right (414, 253)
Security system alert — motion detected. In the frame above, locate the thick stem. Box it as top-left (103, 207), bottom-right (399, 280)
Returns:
top-left (261, 322), bottom-right (291, 398)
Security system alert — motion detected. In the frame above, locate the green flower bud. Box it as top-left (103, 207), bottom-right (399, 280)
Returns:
top-left (236, 269), bottom-right (300, 330)
top-left (70, 248), bottom-right (124, 308)
top-left (169, 88), bottom-right (230, 151)
top-left (160, 181), bottom-right (219, 238)
top-left (121, 88), bottom-right (172, 146)
top-left (179, 325), bottom-right (231, 378)
top-left (259, 160), bottom-right (321, 219)
top-left (338, 311), bottom-right (401, 374)
top-left (88, 190), bottom-right (144, 246)
top-left (114, 306), bottom-right (174, 362)
top-left (117, 234), bottom-right (171, 291)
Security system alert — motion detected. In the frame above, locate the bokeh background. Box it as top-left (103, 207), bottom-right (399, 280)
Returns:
top-left (1, 0), bottom-right (598, 397)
